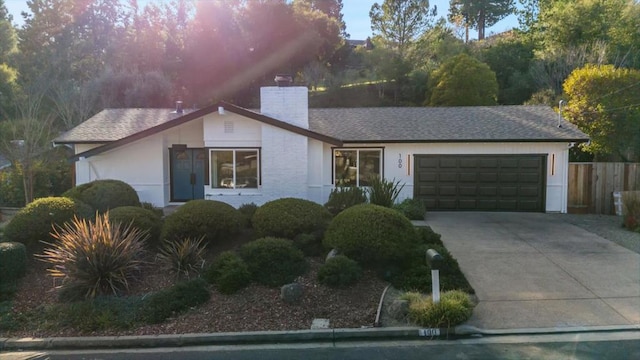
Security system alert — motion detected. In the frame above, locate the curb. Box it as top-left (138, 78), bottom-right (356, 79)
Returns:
top-left (0, 327), bottom-right (453, 351)
top-left (3, 324), bottom-right (639, 351)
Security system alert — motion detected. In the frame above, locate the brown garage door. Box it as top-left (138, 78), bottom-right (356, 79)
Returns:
top-left (414, 155), bottom-right (546, 212)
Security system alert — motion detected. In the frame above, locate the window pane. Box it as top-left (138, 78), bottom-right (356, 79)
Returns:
top-left (335, 150), bottom-right (357, 186)
top-left (212, 150), bottom-right (233, 188)
top-left (235, 150), bottom-right (258, 188)
top-left (359, 150), bottom-right (381, 186)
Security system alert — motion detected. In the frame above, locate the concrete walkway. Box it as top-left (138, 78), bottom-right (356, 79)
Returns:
top-left (425, 212), bottom-right (640, 330)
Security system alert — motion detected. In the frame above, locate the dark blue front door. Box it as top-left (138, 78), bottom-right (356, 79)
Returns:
top-left (170, 148), bottom-right (205, 202)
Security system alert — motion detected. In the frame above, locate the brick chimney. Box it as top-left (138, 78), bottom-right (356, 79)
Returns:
top-left (260, 75), bottom-right (308, 129)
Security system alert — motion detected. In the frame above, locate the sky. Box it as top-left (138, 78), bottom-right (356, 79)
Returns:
top-left (4, 0), bottom-right (520, 41)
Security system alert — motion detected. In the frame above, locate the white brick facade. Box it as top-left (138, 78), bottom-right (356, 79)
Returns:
top-left (260, 87), bottom-right (309, 129)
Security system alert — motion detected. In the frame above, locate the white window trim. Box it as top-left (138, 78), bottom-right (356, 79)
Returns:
top-left (333, 148), bottom-right (383, 187)
top-left (209, 148), bottom-right (260, 190)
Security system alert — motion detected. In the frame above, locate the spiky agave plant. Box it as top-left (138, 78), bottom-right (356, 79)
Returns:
top-left (157, 237), bottom-right (207, 278)
top-left (39, 213), bottom-right (147, 299)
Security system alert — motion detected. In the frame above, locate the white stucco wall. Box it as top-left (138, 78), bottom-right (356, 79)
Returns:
top-left (320, 142), bottom-right (570, 213)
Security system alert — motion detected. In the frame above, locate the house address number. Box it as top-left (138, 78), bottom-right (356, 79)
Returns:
top-left (398, 153), bottom-right (402, 168)
top-left (418, 328), bottom-right (441, 337)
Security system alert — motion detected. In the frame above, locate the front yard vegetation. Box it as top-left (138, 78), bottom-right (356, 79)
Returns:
top-left (0, 179), bottom-right (474, 336)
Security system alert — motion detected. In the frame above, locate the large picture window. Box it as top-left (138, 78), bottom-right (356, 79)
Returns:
top-left (334, 148), bottom-right (382, 186)
top-left (210, 149), bottom-right (259, 189)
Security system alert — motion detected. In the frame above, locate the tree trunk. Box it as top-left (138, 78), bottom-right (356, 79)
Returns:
top-left (478, 9), bottom-right (485, 40)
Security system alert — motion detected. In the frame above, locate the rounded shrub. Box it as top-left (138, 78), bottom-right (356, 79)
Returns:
top-left (161, 200), bottom-right (242, 245)
top-left (63, 179), bottom-right (141, 213)
top-left (203, 251), bottom-right (251, 294)
top-left (0, 242), bottom-right (27, 285)
top-left (239, 237), bottom-right (308, 287)
top-left (3, 197), bottom-right (93, 251)
top-left (324, 186), bottom-right (368, 215)
top-left (293, 232), bottom-right (324, 256)
top-left (109, 206), bottom-right (163, 247)
top-left (317, 255), bottom-right (362, 288)
top-left (252, 198), bottom-right (332, 239)
top-left (393, 198), bottom-right (426, 220)
top-left (406, 290), bottom-right (474, 328)
top-left (139, 278), bottom-right (210, 324)
top-left (323, 204), bottom-right (419, 269)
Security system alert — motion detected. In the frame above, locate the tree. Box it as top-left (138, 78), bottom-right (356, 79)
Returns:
top-left (448, 0), bottom-right (515, 41)
top-left (563, 64), bottom-right (640, 161)
top-left (0, 0), bottom-right (18, 120)
top-left (369, 0), bottom-right (437, 58)
top-left (428, 53), bottom-right (498, 106)
top-left (0, 86), bottom-right (55, 204)
top-left (477, 34), bottom-right (535, 104)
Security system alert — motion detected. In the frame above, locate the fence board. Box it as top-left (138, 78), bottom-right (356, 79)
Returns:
top-left (568, 162), bottom-right (640, 214)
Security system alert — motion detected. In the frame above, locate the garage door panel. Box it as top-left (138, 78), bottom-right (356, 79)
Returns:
top-left (414, 154), bottom-right (545, 212)
top-left (459, 173), bottom-right (477, 182)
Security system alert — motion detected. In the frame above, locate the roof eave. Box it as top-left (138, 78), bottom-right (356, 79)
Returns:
top-left (341, 137), bottom-right (590, 144)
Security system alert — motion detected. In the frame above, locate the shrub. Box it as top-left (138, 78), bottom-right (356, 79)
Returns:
top-left (4, 197), bottom-right (93, 251)
top-left (293, 232), bottom-right (324, 256)
top-left (317, 255), bottom-right (362, 288)
top-left (162, 200), bottom-right (242, 245)
top-left (394, 198), bottom-right (426, 220)
top-left (622, 192), bottom-right (640, 231)
top-left (63, 179), bottom-right (140, 213)
top-left (203, 251), bottom-right (251, 294)
top-left (238, 203), bottom-right (258, 228)
top-left (141, 202), bottom-right (164, 218)
top-left (39, 213), bottom-right (147, 300)
top-left (415, 226), bottom-right (443, 246)
top-left (54, 296), bottom-right (141, 332)
top-left (157, 237), bottom-right (207, 278)
top-left (367, 176), bottom-right (404, 208)
top-left (239, 237), bottom-right (308, 287)
top-left (323, 204), bottom-right (418, 269)
top-left (0, 242), bottom-right (27, 285)
top-left (391, 264), bottom-right (432, 293)
top-left (400, 244), bottom-right (474, 294)
top-left (324, 187), bottom-right (368, 215)
top-left (406, 290), bottom-right (474, 328)
top-left (109, 206), bottom-right (163, 247)
top-left (139, 277), bottom-right (210, 324)
top-left (252, 198), bottom-right (332, 239)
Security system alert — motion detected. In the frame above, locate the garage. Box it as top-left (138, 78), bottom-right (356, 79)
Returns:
top-left (414, 154), bottom-right (546, 212)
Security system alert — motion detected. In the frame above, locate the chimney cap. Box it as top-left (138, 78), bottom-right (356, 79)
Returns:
top-left (274, 74), bottom-right (293, 87)
top-left (175, 100), bottom-right (183, 114)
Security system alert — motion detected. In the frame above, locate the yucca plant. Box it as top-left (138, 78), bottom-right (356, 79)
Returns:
top-left (39, 213), bottom-right (147, 300)
top-left (367, 176), bottom-right (405, 208)
top-left (157, 237), bottom-right (207, 278)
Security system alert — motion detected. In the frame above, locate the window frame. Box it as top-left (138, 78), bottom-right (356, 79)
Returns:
top-left (209, 148), bottom-right (261, 190)
top-left (332, 147), bottom-right (384, 187)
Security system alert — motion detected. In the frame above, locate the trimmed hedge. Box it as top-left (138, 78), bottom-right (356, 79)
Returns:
top-left (139, 278), bottom-right (210, 324)
top-left (239, 237), bottom-right (308, 287)
top-left (63, 179), bottom-right (140, 213)
top-left (317, 255), bottom-right (362, 288)
top-left (3, 197), bottom-right (93, 250)
top-left (252, 198), bottom-right (332, 239)
top-left (162, 200), bottom-right (242, 245)
top-left (109, 206), bottom-right (163, 247)
top-left (0, 242), bottom-right (27, 284)
top-left (204, 251), bottom-right (251, 294)
top-left (323, 204), bottom-right (419, 269)
top-left (405, 290), bottom-right (474, 328)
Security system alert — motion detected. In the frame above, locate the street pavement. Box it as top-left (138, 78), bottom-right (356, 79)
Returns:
top-left (423, 212), bottom-right (640, 330)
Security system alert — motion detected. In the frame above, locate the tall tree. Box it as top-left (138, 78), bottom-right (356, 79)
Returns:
top-left (0, 0), bottom-right (18, 120)
top-left (448, 0), bottom-right (515, 41)
top-left (563, 64), bottom-right (640, 161)
top-left (370, 0), bottom-right (437, 58)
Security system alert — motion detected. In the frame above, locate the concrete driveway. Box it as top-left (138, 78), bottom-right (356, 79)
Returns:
top-left (425, 212), bottom-right (640, 330)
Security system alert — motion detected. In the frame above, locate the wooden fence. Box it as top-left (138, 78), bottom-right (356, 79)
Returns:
top-left (568, 162), bottom-right (640, 214)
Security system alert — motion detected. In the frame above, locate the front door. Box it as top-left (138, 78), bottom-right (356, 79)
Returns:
top-left (170, 147), bottom-right (205, 202)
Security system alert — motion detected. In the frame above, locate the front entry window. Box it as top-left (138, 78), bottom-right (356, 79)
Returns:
top-left (210, 149), bottom-right (259, 189)
top-left (334, 148), bottom-right (382, 186)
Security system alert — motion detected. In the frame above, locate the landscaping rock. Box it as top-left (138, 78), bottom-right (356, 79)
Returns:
top-left (311, 318), bottom-right (330, 329)
top-left (387, 299), bottom-right (409, 322)
top-left (325, 248), bottom-right (339, 262)
top-left (280, 283), bottom-right (303, 304)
